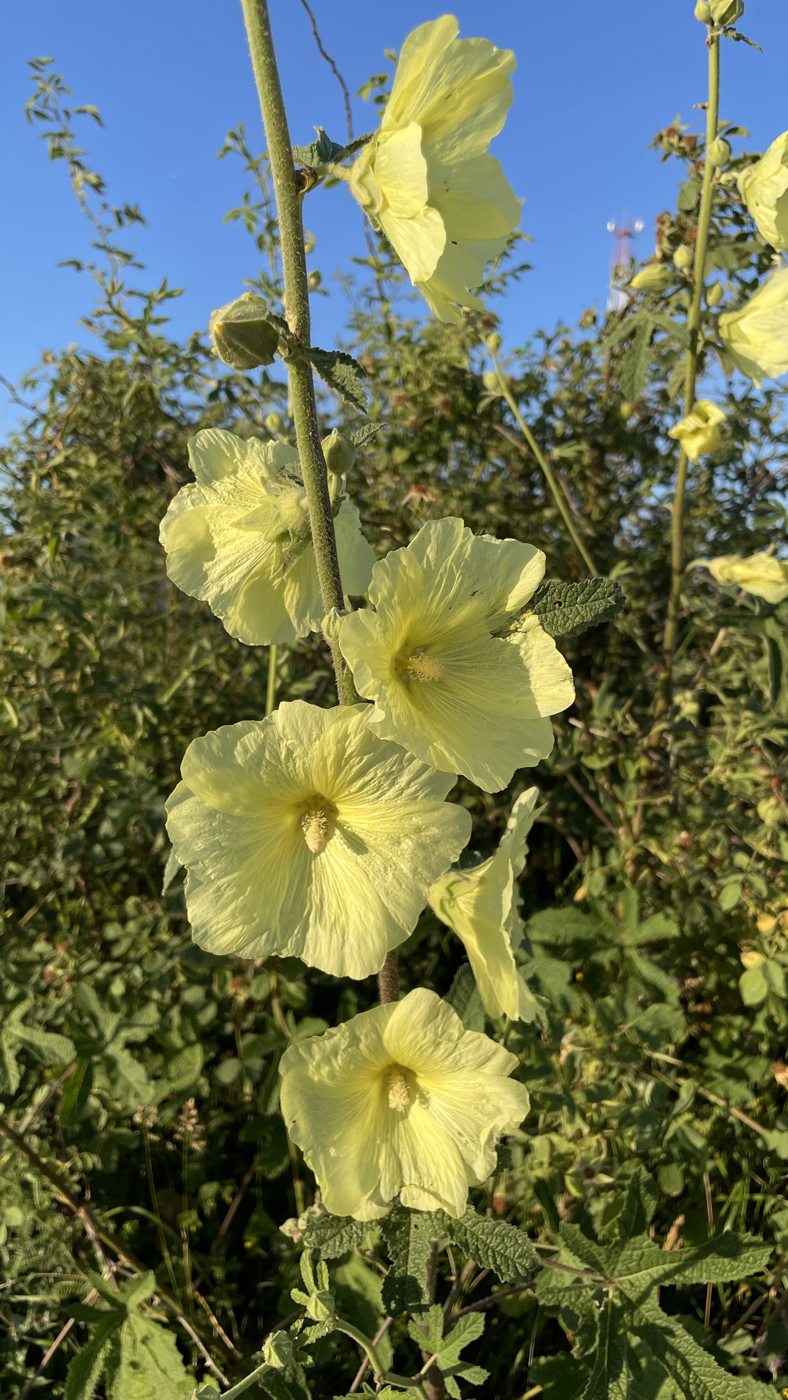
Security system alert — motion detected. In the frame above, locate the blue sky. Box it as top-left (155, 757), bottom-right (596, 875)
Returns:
top-left (2, 0), bottom-right (787, 431)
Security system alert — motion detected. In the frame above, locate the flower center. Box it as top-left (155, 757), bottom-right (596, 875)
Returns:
top-left (384, 1064), bottom-right (413, 1112)
top-left (399, 647), bottom-right (444, 684)
top-left (297, 795), bottom-right (338, 854)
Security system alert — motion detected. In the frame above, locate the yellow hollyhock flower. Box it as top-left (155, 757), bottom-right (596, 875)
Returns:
top-left (429, 788), bottom-right (540, 1022)
top-left (693, 551), bottom-right (788, 604)
top-left (719, 269), bottom-right (788, 386)
top-left (739, 130), bottom-right (788, 252)
top-left (667, 399), bottom-right (726, 461)
top-left (159, 428), bottom-right (375, 645)
top-left (350, 15), bottom-right (520, 324)
top-left (279, 987), bottom-right (530, 1219)
top-left (165, 701), bottom-right (471, 980)
top-left (338, 517), bottom-right (574, 793)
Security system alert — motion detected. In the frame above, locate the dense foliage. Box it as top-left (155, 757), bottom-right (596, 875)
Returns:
top-left (2, 29), bottom-right (788, 1399)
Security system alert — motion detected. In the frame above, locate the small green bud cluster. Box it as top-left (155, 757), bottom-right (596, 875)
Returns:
top-left (209, 292), bottom-right (280, 370)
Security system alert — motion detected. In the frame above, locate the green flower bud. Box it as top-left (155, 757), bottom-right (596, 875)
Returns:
top-left (308, 269), bottom-right (322, 290)
top-left (673, 244), bottom-right (695, 271)
top-left (263, 1333), bottom-right (294, 1369)
top-left (321, 429), bottom-right (356, 476)
top-left (709, 0), bottom-right (743, 23)
top-left (209, 293), bottom-right (280, 370)
top-left (707, 136), bottom-right (731, 167)
top-left (486, 331), bottom-right (502, 353)
top-left (630, 263), bottom-right (672, 293)
top-left (694, 0), bottom-right (712, 19)
top-left (482, 370), bottom-right (500, 392)
top-left (706, 281), bottom-right (724, 307)
top-left (264, 411), bottom-right (286, 436)
top-left (619, 401), bottom-right (635, 421)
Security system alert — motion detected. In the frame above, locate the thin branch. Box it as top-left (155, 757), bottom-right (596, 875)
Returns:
top-left (297, 0), bottom-right (353, 142)
top-left (348, 1315), bottom-right (393, 1393)
top-left (564, 769), bottom-right (620, 836)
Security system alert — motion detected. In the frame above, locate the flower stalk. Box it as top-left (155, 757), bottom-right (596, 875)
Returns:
top-left (657, 24), bottom-right (721, 715)
top-left (490, 350), bottom-right (598, 577)
top-left (239, 0), bottom-right (355, 704)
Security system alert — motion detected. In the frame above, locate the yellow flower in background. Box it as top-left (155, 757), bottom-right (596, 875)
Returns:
top-left (719, 269), bottom-right (788, 386)
top-left (693, 551), bottom-right (788, 604)
top-left (667, 399), bottom-right (726, 461)
top-left (279, 987), bottom-right (530, 1219)
top-left (159, 429), bottom-right (374, 646)
top-left (739, 130), bottom-right (788, 252)
top-left (338, 517), bottom-right (574, 793)
top-left (350, 15), bottom-right (520, 324)
top-left (429, 788), bottom-right (540, 1022)
top-left (165, 702), bottom-right (471, 980)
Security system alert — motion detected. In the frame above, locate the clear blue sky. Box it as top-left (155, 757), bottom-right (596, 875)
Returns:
top-left (2, 0), bottom-right (787, 430)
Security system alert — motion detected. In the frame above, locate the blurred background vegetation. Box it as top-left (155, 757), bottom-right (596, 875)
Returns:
top-left (2, 57), bottom-right (788, 1399)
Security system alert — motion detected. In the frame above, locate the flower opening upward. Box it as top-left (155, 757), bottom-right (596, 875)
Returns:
top-left (693, 551), bottom-right (788, 604)
top-left (165, 702), bottom-right (471, 979)
top-left (279, 987), bottom-right (530, 1219)
top-left (350, 15), bottom-right (520, 323)
top-left (159, 428), bottom-right (374, 645)
top-left (338, 517), bottom-right (574, 792)
top-left (739, 130), bottom-right (788, 253)
top-left (429, 788), bottom-right (540, 1022)
top-left (667, 399), bottom-right (726, 461)
top-left (719, 268), bottom-right (788, 386)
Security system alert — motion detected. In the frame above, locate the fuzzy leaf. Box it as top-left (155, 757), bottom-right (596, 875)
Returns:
top-left (633, 1296), bottom-right (772, 1398)
top-left (111, 1313), bottom-right (194, 1399)
top-left (529, 577), bottom-right (626, 640)
top-left (381, 1208), bottom-right (442, 1314)
top-left (445, 964), bottom-right (485, 1032)
top-left (442, 1208), bottom-right (539, 1283)
top-left (620, 319), bottom-right (654, 400)
top-left (301, 1213), bottom-right (371, 1259)
top-left (306, 347), bottom-right (368, 412)
top-left (64, 1312), bottom-right (124, 1400)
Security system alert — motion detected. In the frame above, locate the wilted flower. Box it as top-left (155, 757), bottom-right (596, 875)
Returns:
top-left (719, 268), bottom-right (788, 386)
top-left (349, 15), bottom-right (520, 323)
top-left (159, 429), bottom-right (374, 645)
top-left (338, 517), bottom-right (574, 793)
top-left (667, 399), bottom-right (726, 460)
top-left (429, 788), bottom-right (540, 1022)
top-left (739, 130), bottom-right (788, 252)
top-left (692, 551), bottom-right (788, 604)
top-left (279, 987), bottom-right (530, 1219)
top-left (165, 701), bottom-right (471, 980)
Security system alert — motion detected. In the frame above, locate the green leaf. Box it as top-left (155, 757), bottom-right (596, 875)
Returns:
top-left (112, 1313), bottom-right (194, 1399)
top-left (445, 964), bottom-right (485, 1032)
top-left (301, 1212), bottom-right (371, 1259)
top-left (64, 1312), bottom-right (124, 1400)
top-left (60, 1056), bottom-right (94, 1125)
top-left (620, 319), bottom-right (654, 401)
top-left (351, 421), bottom-right (384, 450)
top-left (407, 1306), bottom-right (488, 1395)
top-left (442, 1208), bottom-right (539, 1284)
top-left (530, 1353), bottom-right (587, 1400)
top-left (614, 1170), bottom-right (659, 1240)
top-left (306, 347), bottom-right (368, 412)
top-left (292, 127), bottom-right (372, 169)
top-left (677, 179), bottom-right (701, 212)
top-left (380, 1208), bottom-right (442, 1314)
top-left (529, 577), bottom-right (626, 640)
top-left (612, 1232), bottom-right (772, 1298)
top-left (580, 1298), bottom-right (630, 1400)
top-left (633, 1295), bottom-right (772, 1398)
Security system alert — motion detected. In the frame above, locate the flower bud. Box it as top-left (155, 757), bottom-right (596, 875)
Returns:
top-left (209, 293), bottom-right (280, 370)
top-left (706, 281), bottom-right (724, 307)
top-left (710, 0), bottom-right (743, 23)
top-left (263, 1333), bottom-right (294, 1369)
top-left (673, 244), bottom-right (695, 271)
top-left (707, 136), bottom-right (731, 167)
top-left (321, 429), bottom-right (355, 476)
top-left (694, 0), bottom-right (711, 19)
top-left (630, 263), bottom-right (672, 293)
top-left (619, 401), bottom-right (635, 421)
top-left (486, 331), bottom-right (502, 353)
top-left (482, 370), bottom-right (500, 392)
top-left (308, 269), bottom-right (322, 291)
top-left (265, 411), bottom-right (286, 436)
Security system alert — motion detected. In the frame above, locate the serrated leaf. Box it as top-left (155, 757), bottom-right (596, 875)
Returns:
top-left (580, 1298), bottom-right (630, 1400)
top-left (64, 1312), bottom-right (124, 1400)
top-left (612, 1231), bottom-right (772, 1300)
top-left (381, 1208), bottom-right (442, 1314)
top-left (530, 1353), bottom-right (587, 1400)
top-left (306, 347), bottom-right (368, 412)
top-left (615, 1170), bottom-right (659, 1240)
top-left (529, 577), bottom-right (626, 640)
top-left (633, 1295), bottom-right (772, 1398)
top-left (443, 1208), bottom-right (539, 1284)
top-left (292, 128), bottom-right (372, 169)
top-left (301, 1213), bottom-right (371, 1259)
top-left (527, 907), bottom-right (603, 943)
top-left (111, 1313), bottom-right (194, 1399)
top-left (60, 1056), bottom-right (93, 1125)
top-left (351, 421), bottom-right (384, 450)
top-left (445, 964), bottom-right (485, 1032)
top-left (725, 29), bottom-right (762, 51)
top-left (620, 319), bottom-right (654, 400)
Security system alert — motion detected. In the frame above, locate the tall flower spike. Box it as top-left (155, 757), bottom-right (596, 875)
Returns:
top-left (338, 517), bottom-right (575, 793)
top-left (279, 988), bottom-right (530, 1220)
top-left (429, 788), bottom-right (540, 1022)
top-left (165, 702), bottom-right (471, 980)
top-left (349, 15), bottom-right (520, 324)
top-left (159, 428), bottom-right (375, 645)
top-left (719, 269), bottom-right (788, 387)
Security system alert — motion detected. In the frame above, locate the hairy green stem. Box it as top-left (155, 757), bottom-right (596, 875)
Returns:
top-left (335, 1318), bottom-right (428, 1394)
top-left (657, 26), bottom-right (720, 716)
top-left (491, 350), bottom-right (598, 576)
top-left (265, 642), bottom-right (278, 716)
top-left (239, 0), bottom-right (354, 704)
